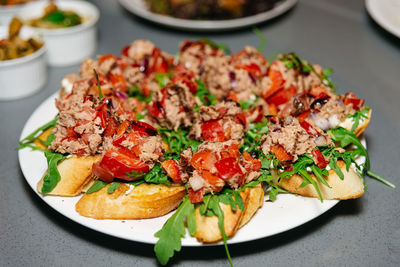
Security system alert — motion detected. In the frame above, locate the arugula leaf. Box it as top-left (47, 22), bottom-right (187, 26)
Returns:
top-left (128, 86), bottom-right (152, 103)
top-left (86, 180), bottom-right (109, 194)
top-left (154, 73), bottom-right (171, 88)
top-left (154, 196), bottom-right (196, 265)
top-left (93, 69), bottom-right (103, 100)
top-left (203, 195), bottom-right (233, 267)
top-left (18, 116), bottom-right (58, 149)
top-left (347, 106), bottom-right (370, 133)
top-left (240, 118), bottom-right (269, 154)
top-left (252, 27), bottom-right (266, 53)
top-left (329, 127), bottom-right (369, 175)
top-left (40, 133), bottom-right (56, 147)
top-left (107, 182), bottom-right (121, 193)
top-left (198, 38), bottom-right (231, 55)
top-left (239, 95), bottom-right (258, 110)
top-left (194, 80), bottom-right (217, 108)
top-left (143, 164), bottom-right (171, 185)
top-left (159, 127), bottom-right (201, 154)
top-left (367, 170), bottom-right (396, 189)
top-left (135, 113), bottom-right (145, 120)
top-left (41, 151), bottom-right (67, 194)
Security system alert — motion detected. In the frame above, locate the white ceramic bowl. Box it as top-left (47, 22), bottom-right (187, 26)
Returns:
top-left (18, 0), bottom-right (99, 66)
top-left (0, 1), bottom-right (40, 26)
top-left (0, 26), bottom-right (47, 100)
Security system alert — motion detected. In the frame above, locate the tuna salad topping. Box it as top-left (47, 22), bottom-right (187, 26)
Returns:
top-left (260, 116), bottom-right (333, 162)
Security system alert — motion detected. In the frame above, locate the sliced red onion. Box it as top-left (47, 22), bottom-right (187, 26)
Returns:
top-left (229, 71), bottom-right (237, 88)
top-left (248, 73), bottom-right (256, 84)
top-left (116, 91), bottom-right (128, 99)
top-left (140, 56), bottom-right (149, 74)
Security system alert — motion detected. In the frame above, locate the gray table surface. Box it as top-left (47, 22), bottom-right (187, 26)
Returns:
top-left (1, 0), bottom-right (399, 266)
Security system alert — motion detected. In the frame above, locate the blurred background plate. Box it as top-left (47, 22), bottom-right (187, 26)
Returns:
top-left (118, 0), bottom-right (298, 31)
top-left (365, 0), bottom-right (400, 38)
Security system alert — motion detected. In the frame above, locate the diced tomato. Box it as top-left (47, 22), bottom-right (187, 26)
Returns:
top-left (227, 92), bottom-right (238, 102)
top-left (300, 121), bottom-right (320, 136)
top-left (161, 160), bottom-right (183, 184)
top-left (66, 127), bottom-right (79, 138)
top-left (104, 118), bottom-right (117, 137)
top-left (243, 151), bottom-right (253, 161)
top-left (131, 120), bottom-right (157, 136)
top-left (147, 101), bottom-right (164, 117)
top-left (270, 145), bottom-right (293, 162)
top-left (112, 135), bottom-right (126, 147)
top-left (308, 86), bottom-right (328, 98)
top-left (214, 157), bottom-right (243, 180)
top-left (343, 92), bottom-right (364, 110)
top-left (188, 188), bottom-right (204, 204)
top-left (91, 73), bottom-right (109, 86)
top-left (98, 54), bottom-right (114, 65)
top-left (200, 170), bottom-right (224, 192)
top-left (267, 85), bottom-right (297, 106)
top-left (121, 45), bottom-right (130, 57)
top-left (236, 113), bottom-right (247, 126)
top-left (190, 151), bottom-right (216, 171)
top-left (92, 162), bottom-right (114, 183)
top-left (297, 111), bottom-right (310, 123)
top-left (108, 73), bottom-right (127, 92)
top-left (235, 63), bottom-right (262, 78)
top-left (263, 69), bottom-right (284, 99)
top-left (96, 103), bottom-right (108, 129)
top-left (312, 149), bottom-right (327, 169)
top-left (116, 120), bottom-right (130, 137)
top-left (267, 102), bottom-right (278, 115)
top-left (94, 149), bottom-right (149, 182)
top-left (251, 159), bottom-right (262, 171)
top-left (201, 120), bottom-right (225, 142)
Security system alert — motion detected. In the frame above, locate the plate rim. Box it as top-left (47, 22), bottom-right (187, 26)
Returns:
top-left (365, 0), bottom-right (400, 38)
top-left (118, 0), bottom-right (298, 31)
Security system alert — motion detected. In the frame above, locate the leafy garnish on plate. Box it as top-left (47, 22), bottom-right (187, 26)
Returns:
top-left (41, 151), bottom-right (68, 194)
top-left (154, 196), bottom-right (196, 265)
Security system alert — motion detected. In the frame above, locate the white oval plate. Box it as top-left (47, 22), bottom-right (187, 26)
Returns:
top-left (19, 92), bottom-right (347, 246)
top-left (118, 0), bottom-right (298, 31)
top-left (365, 0), bottom-right (400, 38)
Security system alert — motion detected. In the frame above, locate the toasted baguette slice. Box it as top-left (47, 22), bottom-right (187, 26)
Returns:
top-left (272, 160), bottom-right (364, 200)
top-left (33, 127), bottom-right (53, 150)
top-left (37, 155), bottom-right (101, 196)
top-left (76, 183), bottom-right (186, 219)
top-left (194, 184), bottom-right (264, 243)
top-left (339, 108), bottom-right (371, 137)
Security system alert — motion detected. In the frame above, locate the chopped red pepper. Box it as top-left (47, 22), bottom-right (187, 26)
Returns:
top-left (343, 92), bottom-right (364, 110)
top-left (270, 144), bottom-right (293, 162)
top-left (98, 54), bottom-right (114, 65)
top-left (300, 121), bottom-right (320, 136)
top-left (266, 85), bottom-right (297, 106)
top-left (121, 45), bottom-right (130, 57)
top-left (263, 69), bottom-right (284, 99)
top-left (108, 73), bottom-right (127, 92)
top-left (312, 149), bottom-right (327, 169)
top-left (235, 63), bottom-right (262, 78)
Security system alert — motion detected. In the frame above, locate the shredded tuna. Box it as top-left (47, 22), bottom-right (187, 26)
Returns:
top-left (260, 117), bottom-right (332, 161)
